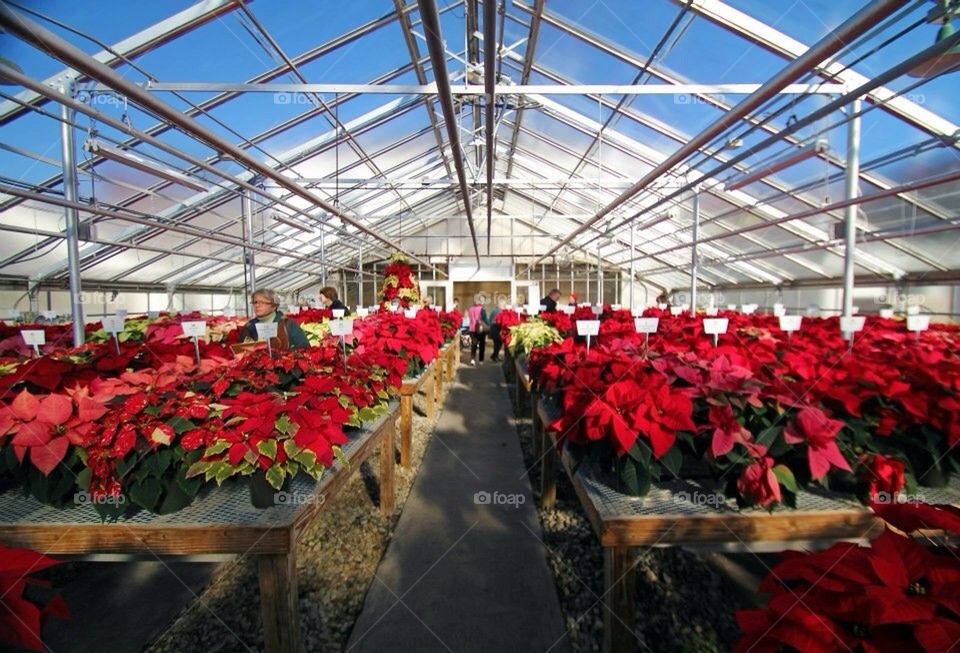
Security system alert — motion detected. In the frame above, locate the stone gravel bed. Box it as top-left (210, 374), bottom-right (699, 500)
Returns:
top-left (146, 387), bottom-right (443, 653)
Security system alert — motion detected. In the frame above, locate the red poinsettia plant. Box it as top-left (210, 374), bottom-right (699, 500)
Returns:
top-left (736, 501), bottom-right (960, 652)
top-left (0, 543), bottom-right (70, 652)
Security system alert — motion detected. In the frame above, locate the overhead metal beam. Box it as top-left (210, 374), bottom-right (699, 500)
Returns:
top-left (484, 0), bottom-right (497, 252)
top-left (523, 0), bottom-right (910, 273)
top-left (0, 5), bottom-right (441, 274)
top-left (416, 0), bottom-right (481, 265)
top-left (707, 270), bottom-right (960, 292)
top-left (0, 0), bottom-right (242, 125)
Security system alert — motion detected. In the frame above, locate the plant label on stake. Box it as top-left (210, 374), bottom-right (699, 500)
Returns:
top-left (403, 307), bottom-right (418, 319)
top-left (102, 316), bottom-right (124, 354)
top-left (539, 304), bottom-right (548, 312)
top-left (703, 318), bottom-right (729, 347)
top-left (630, 308), bottom-right (643, 317)
top-left (577, 319), bottom-right (600, 352)
top-left (332, 308), bottom-right (346, 319)
top-left (611, 304), bottom-right (622, 311)
top-left (727, 304), bottom-right (737, 311)
top-left (907, 315), bottom-right (930, 342)
top-left (561, 305), bottom-right (575, 315)
top-left (741, 304), bottom-right (758, 315)
top-left (879, 308), bottom-right (894, 319)
top-left (115, 309), bottom-right (128, 320)
top-left (527, 305), bottom-right (540, 316)
top-left (670, 306), bottom-right (684, 316)
top-left (356, 307), bottom-right (369, 318)
top-left (705, 307), bottom-right (719, 316)
top-left (840, 316), bottom-right (866, 350)
top-left (778, 315), bottom-right (803, 341)
top-left (181, 320), bottom-right (207, 364)
top-left (40, 310), bottom-right (58, 320)
top-left (773, 303), bottom-right (786, 317)
top-left (255, 321), bottom-right (278, 357)
top-left (329, 319), bottom-right (354, 371)
top-left (20, 329), bottom-right (44, 357)
top-left (591, 305), bottom-right (603, 316)
top-left (657, 303), bottom-right (668, 310)
top-left (634, 317), bottom-right (659, 349)
top-left (907, 305), bottom-right (921, 316)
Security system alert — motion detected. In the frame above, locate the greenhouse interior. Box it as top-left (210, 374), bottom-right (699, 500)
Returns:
top-left (0, 0), bottom-right (959, 651)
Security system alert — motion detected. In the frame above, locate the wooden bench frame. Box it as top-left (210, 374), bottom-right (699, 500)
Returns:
top-left (0, 403), bottom-right (400, 653)
top-left (531, 398), bottom-right (924, 653)
top-left (398, 359), bottom-right (438, 468)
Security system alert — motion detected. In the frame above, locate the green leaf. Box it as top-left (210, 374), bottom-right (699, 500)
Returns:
top-left (129, 478), bottom-right (162, 510)
top-left (659, 446), bottom-right (682, 479)
top-left (338, 395), bottom-right (351, 408)
top-left (166, 416), bottom-right (196, 435)
top-left (203, 441), bottom-right (231, 457)
top-left (333, 446), bottom-right (349, 470)
top-left (265, 464), bottom-right (286, 490)
top-left (627, 440), bottom-right (652, 466)
top-left (185, 460), bottom-right (211, 479)
top-left (214, 462), bottom-right (235, 485)
top-left (283, 440), bottom-right (301, 458)
top-left (257, 440), bottom-right (278, 460)
top-left (274, 414), bottom-right (295, 436)
top-left (773, 465), bottom-right (799, 494)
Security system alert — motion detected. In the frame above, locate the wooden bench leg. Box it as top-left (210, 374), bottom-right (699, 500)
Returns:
top-left (379, 419), bottom-right (395, 515)
top-left (400, 394), bottom-right (412, 468)
top-left (540, 429), bottom-right (557, 509)
top-left (433, 362), bottom-right (442, 411)
top-left (603, 546), bottom-right (637, 653)
top-left (426, 373), bottom-right (436, 420)
top-left (258, 551), bottom-right (302, 653)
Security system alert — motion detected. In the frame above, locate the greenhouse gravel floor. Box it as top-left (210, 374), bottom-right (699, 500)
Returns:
top-left (141, 386), bottom-right (444, 653)
top-left (507, 360), bottom-right (758, 653)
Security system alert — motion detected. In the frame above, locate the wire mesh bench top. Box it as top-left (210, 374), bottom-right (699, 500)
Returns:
top-left (0, 401), bottom-right (399, 556)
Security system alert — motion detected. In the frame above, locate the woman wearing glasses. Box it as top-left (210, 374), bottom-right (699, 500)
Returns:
top-left (241, 289), bottom-right (310, 350)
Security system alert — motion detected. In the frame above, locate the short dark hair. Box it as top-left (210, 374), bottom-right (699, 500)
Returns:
top-left (319, 286), bottom-right (339, 302)
top-left (549, 288), bottom-right (561, 296)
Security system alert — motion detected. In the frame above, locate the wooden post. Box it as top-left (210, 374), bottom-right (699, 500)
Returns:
top-left (400, 394), bottom-right (412, 468)
top-left (603, 546), bottom-right (637, 653)
top-left (426, 364), bottom-right (436, 420)
top-left (446, 343), bottom-right (455, 381)
top-left (379, 419), bottom-right (396, 515)
top-left (540, 423), bottom-right (557, 509)
top-left (434, 357), bottom-right (443, 407)
top-left (258, 550), bottom-right (302, 653)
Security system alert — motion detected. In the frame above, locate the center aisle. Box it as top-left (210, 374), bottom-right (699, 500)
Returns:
top-left (347, 360), bottom-right (570, 653)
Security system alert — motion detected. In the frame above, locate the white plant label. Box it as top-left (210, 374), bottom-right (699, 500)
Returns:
top-left (332, 308), bottom-right (346, 319)
top-left (328, 319), bottom-right (354, 337)
top-left (657, 303), bottom-right (668, 310)
top-left (773, 303), bottom-right (786, 317)
top-left (727, 304), bottom-right (737, 311)
top-left (526, 305), bottom-right (540, 316)
top-left (538, 304), bottom-right (548, 312)
top-left (610, 304), bottom-right (622, 311)
top-left (705, 307), bottom-right (719, 316)
top-left (181, 321), bottom-right (207, 338)
top-left (255, 321), bottom-right (278, 340)
top-left (403, 308), bottom-right (418, 319)
top-left (356, 308), bottom-right (369, 318)
top-left (630, 308), bottom-right (643, 317)
top-left (102, 316), bottom-right (124, 333)
top-left (634, 317), bottom-right (659, 334)
top-left (779, 315), bottom-right (803, 333)
top-left (591, 305), bottom-right (603, 315)
top-left (20, 330), bottom-right (45, 346)
top-left (115, 309), bottom-right (128, 320)
top-left (907, 305), bottom-right (921, 315)
top-left (879, 308), bottom-right (894, 319)
top-left (702, 318), bottom-right (729, 335)
top-left (561, 305), bottom-right (575, 315)
top-left (669, 306), bottom-right (684, 316)
top-left (576, 320), bottom-right (600, 337)
top-left (840, 316), bottom-right (866, 333)
top-left (907, 315), bottom-right (930, 332)
top-left (40, 310), bottom-right (58, 320)
top-left (741, 304), bottom-right (758, 315)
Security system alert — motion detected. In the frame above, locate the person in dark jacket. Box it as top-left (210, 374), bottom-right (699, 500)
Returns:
top-left (540, 288), bottom-right (561, 312)
top-left (489, 298), bottom-right (506, 362)
top-left (319, 286), bottom-right (347, 312)
top-left (242, 288), bottom-right (310, 350)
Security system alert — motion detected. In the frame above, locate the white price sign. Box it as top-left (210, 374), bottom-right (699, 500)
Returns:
top-left (727, 304), bottom-right (737, 311)
top-left (526, 305), bottom-right (540, 316)
top-left (576, 320), bottom-right (600, 337)
top-left (181, 321), bottom-right (207, 338)
top-left (634, 317), bottom-right (659, 334)
top-left (538, 304), bottom-right (548, 312)
top-left (741, 304), bottom-right (758, 315)
top-left (610, 304), bottom-right (622, 311)
top-left (779, 315), bottom-right (803, 333)
top-left (840, 316), bottom-right (866, 333)
top-left (879, 308), bottom-right (894, 319)
top-left (356, 308), bottom-right (369, 318)
top-left (561, 305), bottom-right (575, 315)
top-left (773, 303), bottom-right (786, 317)
top-left (705, 307), bottom-right (719, 316)
top-left (907, 315), bottom-right (930, 332)
top-left (403, 308), bottom-right (418, 319)
top-left (669, 306), bottom-right (684, 316)
top-left (332, 308), bottom-right (346, 319)
top-left (907, 305), bottom-right (921, 315)
top-left (702, 318), bottom-right (729, 335)
top-left (430, 304), bottom-right (440, 312)
top-left (255, 321), bottom-right (278, 340)
top-left (630, 308), bottom-right (643, 317)
top-left (657, 303), bottom-right (668, 310)
top-left (21, 329), bottom-right (45, 346)
top-left (579, 302), bottom-right (592, 308)
top-left (328, 319), bottom-right (354, 337)
top-left (102, 316), bottom-right (124, 333)
top-left (591, 305), bottom-right (603, 315)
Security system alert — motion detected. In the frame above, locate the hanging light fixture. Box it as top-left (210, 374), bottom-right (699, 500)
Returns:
top-left (83, 139), bottom-right (208, 192)
top-left (909, 0), bottom-right (960, 78)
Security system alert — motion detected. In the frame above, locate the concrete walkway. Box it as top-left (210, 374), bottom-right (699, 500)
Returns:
top-left (347, 361), bottom-right (570, 653)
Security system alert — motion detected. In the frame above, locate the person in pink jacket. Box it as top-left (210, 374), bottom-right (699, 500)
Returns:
top-left (467, 294), bottom-right (490, 365)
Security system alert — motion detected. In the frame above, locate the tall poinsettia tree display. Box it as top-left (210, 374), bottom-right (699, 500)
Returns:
top-left (379, 253), bottom-right (421, 307)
